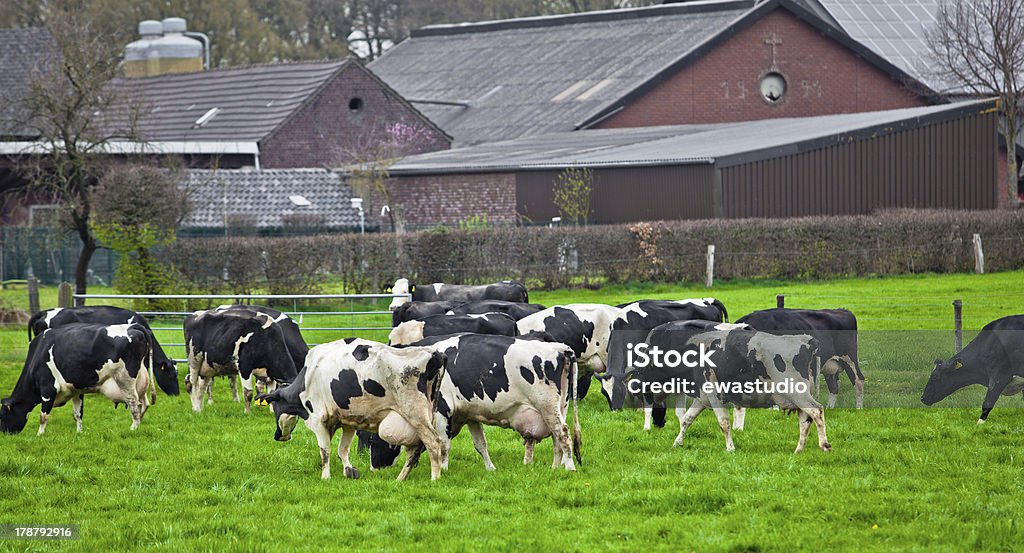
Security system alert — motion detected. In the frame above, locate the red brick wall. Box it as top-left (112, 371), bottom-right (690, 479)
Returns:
top-left (383, 173), bottom-right (517, 228)
top-left (261, 63), bottom-right (450, 168)
top-left (598, 10), bottom-right (927, 128)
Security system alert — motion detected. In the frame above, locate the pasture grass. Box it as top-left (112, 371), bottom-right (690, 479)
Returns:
top-left (2, 270), bottom-right (1024, 551)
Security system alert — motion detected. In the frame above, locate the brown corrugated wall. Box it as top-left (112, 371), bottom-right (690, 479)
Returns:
top-left (719, 110), bottom-right (999, 218)
top-left (515, 165), bottom-right (716, 224)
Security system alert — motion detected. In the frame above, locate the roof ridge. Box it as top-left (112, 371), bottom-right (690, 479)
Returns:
top-left (411, 0), bottom-right (755, 38)
top-left (118, 57), bottom-right (350, 82)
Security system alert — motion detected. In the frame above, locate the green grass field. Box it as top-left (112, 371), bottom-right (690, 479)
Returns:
top-left (2, 271), bottom-right (1024, 552)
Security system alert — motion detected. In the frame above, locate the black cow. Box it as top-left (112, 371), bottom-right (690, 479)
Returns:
top-left (27, 306), bottom-right (179, 397)
top-left (392, 301), bottom-right (460, 327)
top-left (1, 322), bottom-right (153, 434)
top-left (368, 333), bottom-right (581, 472)
top-left (736, 308), bottom-right (863, 408)
top-left (184, 308), bottom-right (300, 413)
top-left (604, 299), bottom-right (730, 410)
top-left (922, 315), bottom-right (1024, 423)
top-left (448, 300), bottom-right (546, 321)
top-left (516, 304), bottom-right (623, 401)
top-left (389, 278), bottom-right (529, 310)
top-left (388, 313), bottom-right (517, 346)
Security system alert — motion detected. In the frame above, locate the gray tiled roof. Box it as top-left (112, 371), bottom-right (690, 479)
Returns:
top-left (114, 60), bottom-right (350, 142)
top-left (369, 1), bottom-right (754, 147)
top-left (180, 169), bottom-right (360, 230)
top-left (389, 100), bottom-right (993, 173)
top-left (809, 0), bottom-right (959, 93)
top-left (0, 27), bottom-right (57, 137)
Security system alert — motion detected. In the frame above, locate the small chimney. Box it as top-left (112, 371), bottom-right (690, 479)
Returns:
top-left (124, 17), bottom-right (204, 78)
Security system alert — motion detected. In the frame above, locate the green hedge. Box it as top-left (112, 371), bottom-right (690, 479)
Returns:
top-left (160, 210), bottom-right (1024, 293)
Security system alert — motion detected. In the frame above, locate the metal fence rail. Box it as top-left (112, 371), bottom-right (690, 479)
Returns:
top-left (73, 292), bottom-right (409, 364)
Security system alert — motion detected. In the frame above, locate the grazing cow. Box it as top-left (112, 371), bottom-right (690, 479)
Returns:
top-left (212, 305), bottom-right (308, 372)
top-left (448, 300), bottom-right (547, 321)
top-left (922, 315), bottom-right (1024, 423)
top-left (638, 320), bottom-right (752, 431)
top-left (184, 308), bottom-right (299, 413)
top-left (389, 313), bottom-right (517, 346)
top-left (737, 308), bottom-right (863, 408)
top-left (603, 299), bottom-right (730, 409)
top-left (27, 306), bottom-right (179, 397)
top-left (259, 338), bottom-right (448, 481)
top-left (516, 304), bottom-right (623, 400)
top-left (368, 333), bottom-right (581, 472)
top-left (392, 301), bottom-right (460, 327)
top-left (630, 326), bottom-right (829, 453)
top-left (1, 322), bottom-right (153, 434)
top-left (389, 278), bottom-right (529, 310)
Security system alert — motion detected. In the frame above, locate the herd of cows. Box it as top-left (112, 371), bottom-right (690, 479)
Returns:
top-left (2, 278), bottom-right (1023, 481)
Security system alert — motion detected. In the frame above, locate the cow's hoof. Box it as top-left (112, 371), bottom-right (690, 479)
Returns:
top-left (977, 418), bottom-right (986, 425)
top-left (821, 442), bottom-right (832, 452)
top-left (344, 466), bottom-right (361, 479)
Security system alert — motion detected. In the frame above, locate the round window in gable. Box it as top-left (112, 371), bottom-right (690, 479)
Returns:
top-left (349, 97), bottom-right (364, 111)
top-left (759, 72), bottom-right (787, 105)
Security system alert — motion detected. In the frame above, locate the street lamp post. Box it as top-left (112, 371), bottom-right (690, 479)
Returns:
top-left (350, 197), bottom-right (365, 234)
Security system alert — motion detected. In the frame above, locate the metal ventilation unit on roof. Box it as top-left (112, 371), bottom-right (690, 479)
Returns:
top-left (192, 107), bottom-right (221, 128)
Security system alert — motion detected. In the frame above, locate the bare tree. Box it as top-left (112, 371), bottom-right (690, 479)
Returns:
top-left (5, 7), bottom-right (142, 296)
top-left (926, 0), bottom-right (1024, 203)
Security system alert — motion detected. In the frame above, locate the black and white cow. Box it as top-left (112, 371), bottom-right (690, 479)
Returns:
top-left (213, 305), bottom-right (309, 372)
top-left (1, 322), bottom-right (153, 434)
top-left (259, 338), bottom-right (448, 481)
top-left (603, 299), bottom-right (730, 410)
top-left (392, 301), bottom-right (460, 327)
top-left (516, 304), bottom-right (623, 400)
top-left (27, 306), bottom-right (179, 398)
top-left (448, 300), bottom-right (547, 321)
top-left (922, 314), bottom-right (1024, 423)
top-left (736, 308), bottom-right (863, 408)
top-left (389, 278), bottom-right (529, 310)
top-left (638, 320), bottom-right (752, 431)
top-left (367, 333), bottom-right (581, 473)
top-left (389, 313), bottom-right (517, 346)
top-left (184, 308), bottom-right (300, 413)
top-left (630, 325), bottom-right (829, 453)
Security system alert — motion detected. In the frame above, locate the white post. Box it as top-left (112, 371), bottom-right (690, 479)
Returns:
top-left (705, 244), bottom-right (715, 288)
top-left (973, 233), bottom-right (984, 274)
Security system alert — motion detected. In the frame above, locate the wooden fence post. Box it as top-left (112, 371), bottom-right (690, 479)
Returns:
top-left (972, 234), bottom-right (984, 274)
top-left (776, 294), bottom-right (785, 309)
top-left (27, 276), bottom-right (39, 314)
top-left (57, 282), bottom-right (73, 308)
top-left (953, 299), bottom-right (963, 353)
top-left (705, 245), bottom-right (715, 288)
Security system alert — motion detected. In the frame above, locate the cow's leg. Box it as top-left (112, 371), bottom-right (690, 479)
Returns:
top-left (809, 407), bottom-right (830, 451)
top-left (466, 422), bottom-right (496, 471)
top-left (523, 438), bottom-right (537, 464)
top-left (206, 378), bottom-right (214, 404)
top-left (979, 378), bottom-right (1011, 423)
top-left (712, 406), bottom-right (735, 452)
top-left (674, 395), bottom-right (688, 430)
top-left (539, 409), bottom-right (574, 471)
top-left (643, 406), bottom-right (653, 431)
top-left (240, 375), bottom-right (253, 414)
top-left (397, 446), bottom-right (424, 481)
top-left (230, 374), bottom-right (240, 403)
top-left (127, 396), bottom-right (145, 430)
top-left (37, 396), bottom-right (55, 436)
top-left (188, 356), bottom-right (204, 413)
top-left (72, 395), bottom-right (84, 433)
top-left (309, 422), bottom-right (335, 480)
top-left (824, 373), bottom-right (840, 408)
top-left (795, 409), bottom-right (812, 453)
top-left (407, 414), bottom-right (445, 481)
top-left (673, 402), bottom-right (705, 447)
top-left (337, 427), bottom-right (359, 479)
top-left (732, 407), bottom-right (746, 431)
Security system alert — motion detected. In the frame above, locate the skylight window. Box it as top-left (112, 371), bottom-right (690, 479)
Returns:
top-left (574, 79), bottom-right (615, 101)
top-left (289, 195), bottom-right (312, 207)
top-left (551, 81), bottom-right (589, 102)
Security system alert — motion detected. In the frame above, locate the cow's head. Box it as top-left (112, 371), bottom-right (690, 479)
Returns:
top-left (367, 433), bottom-right (402, 470)
top-left (388, 320), bottom-right (425, 346)
top-left (921, 357), bottom-right (970, 406)
top-left (389, 278), bottom-right (412, 311)
top-left (596, 371), bottom-right (627, 411)
top-left (153, 359), bottom-right (180, 396)
top-left (0, 397), bottom-right (28, 434)
top-left (258, 388), bottom-right (305, 441)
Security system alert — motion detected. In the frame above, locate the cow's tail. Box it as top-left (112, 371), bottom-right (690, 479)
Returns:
top-left (26, 310), bottom-right (44, 343)
top-left (714, 299), bottom-right (729, 323)
top-left (569, 351), bottom-right (582, 467)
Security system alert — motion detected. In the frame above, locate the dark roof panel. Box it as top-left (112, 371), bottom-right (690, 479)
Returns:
top-left (0, 27), bottom-right (58, 138)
